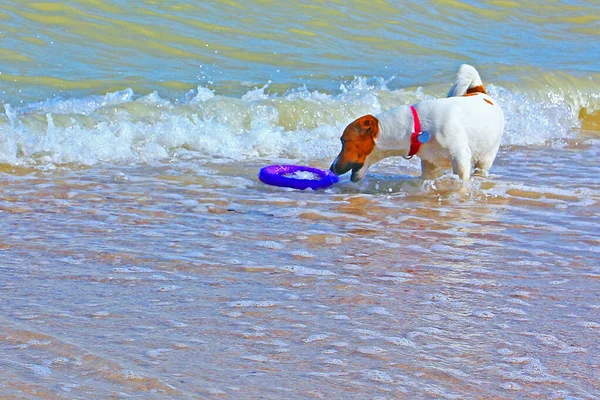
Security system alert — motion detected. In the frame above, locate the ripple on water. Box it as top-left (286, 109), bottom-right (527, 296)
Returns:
top-left (353, 329), bottom-right (384, 339)
top-left (356, 346), bottom-right (387, 356)
top-left (28, 364), bottom-right (52, 377)
top-left (472, 310), bottom-right (495, 319)
top-left (204, 387), bottom-right (227, 395)
top-left (385, 337), bottom-right (417, 348)
top-left (117, 370), bottom-right (146, 381)
top-left (322, 357), bottom-right (345, 366)
top-left (147, 348), bottom-right (172, 358)
top-left (581, 321), bottom-right (600, 329)
top-left (111, 266), bottom-right (155, 273)
top-left (498, 306), bottom-right (527, 315)
top-left (228, 300), bottom-right (278, 308)
top-left (157, 285), bottom-right (182, 292)
top-left (506, 298), bottom-right (532, 306)
top-left (526, 332), bottom-right (587, 354)
top-left (149, 274), bottom-right (170, 281)
top-left (500, 382), bottom-right (523, 391)
top-left (90, 311), bottom-right (111, 318)
top-left (501, 357), bottom-right (564, 384)
top-left (50, 357), bottom-right (70, 365)
top-left (332, 314), bottom-right (351, 320)
top-left (257, 240), bottom-right (284, 249)
top-left (212, 230), bottom-right (233, 237)
top-left (362, 369), bottom-right (395, 384)
top-left (241, 354), bottom-right (269, 363)
top-left (303, 334), bottom-right (329, 343)
top-left (277, 265), bottom-right (336, 276)
top-left (290, 250), bottom-right (315, 258)
top-left (367, 306), bottom-right (393, 316)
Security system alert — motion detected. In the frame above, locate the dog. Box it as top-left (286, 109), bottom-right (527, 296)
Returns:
top-left (330, 64), bottom-right (504, 182)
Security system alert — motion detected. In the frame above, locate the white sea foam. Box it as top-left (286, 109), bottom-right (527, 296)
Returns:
top-left (0, 80), bottom-right (591, 167)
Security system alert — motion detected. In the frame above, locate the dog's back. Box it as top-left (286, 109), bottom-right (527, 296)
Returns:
top-left (415, 65), bottom-right (503, 179)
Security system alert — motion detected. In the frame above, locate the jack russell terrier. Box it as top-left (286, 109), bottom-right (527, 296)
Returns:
top-left (330, 64), bottom-right (504, 182)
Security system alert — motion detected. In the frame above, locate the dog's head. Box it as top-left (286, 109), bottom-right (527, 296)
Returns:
top-left (330, 115), bottom-right (379, 182)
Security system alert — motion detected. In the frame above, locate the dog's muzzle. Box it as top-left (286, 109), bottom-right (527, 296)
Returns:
top-left (330, 159), bottom-right (351, 176)
top-left (330, 160), bottom-right (365, 182)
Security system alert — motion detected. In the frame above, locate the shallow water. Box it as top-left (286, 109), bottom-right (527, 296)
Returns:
top-left (1, 140), bottom-right (599, 398)
top-left (1, 0), bottom-right (599, 398)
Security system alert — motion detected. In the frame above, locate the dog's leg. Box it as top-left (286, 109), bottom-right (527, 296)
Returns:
top-left (451, 149), bottom-right (472, 180)
top-left (474, 151), bottom-right (498, 177)
top-left (421, 159), bottom-right (445, 180)
top-left (473, 159), bottom-right (491, 177)
top-left (473, 167), bottom-right (489, 177)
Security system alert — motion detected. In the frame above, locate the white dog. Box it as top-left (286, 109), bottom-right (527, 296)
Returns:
top-left (330, 64), bottom-right (504, 181)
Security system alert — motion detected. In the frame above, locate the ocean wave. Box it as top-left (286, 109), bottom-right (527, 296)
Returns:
top-left (0, 77), bottom-right (597, 167)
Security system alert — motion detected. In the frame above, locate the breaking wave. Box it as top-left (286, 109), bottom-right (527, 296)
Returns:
top-left (0, 75), bottom-right (598, 167)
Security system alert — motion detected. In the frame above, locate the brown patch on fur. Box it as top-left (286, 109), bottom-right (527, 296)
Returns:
top-left (335, 115), bottom-right (379, 169)
top-left (484, 98), bottom-right (494, 106)
top-left (462, 92), bottom-right (480, 97)
top-left (466, 84), bottom-right (486, 94)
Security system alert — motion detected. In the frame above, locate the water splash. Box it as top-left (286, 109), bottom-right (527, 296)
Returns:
top-left (0, 77), bottom-right (595, 167)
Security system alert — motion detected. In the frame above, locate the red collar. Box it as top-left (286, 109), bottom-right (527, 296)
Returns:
top-left (406, 105), bottom-right (430, 158)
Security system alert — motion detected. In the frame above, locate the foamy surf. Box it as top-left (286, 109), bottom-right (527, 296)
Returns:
top-left (1, 77), bottom-right (595, 168)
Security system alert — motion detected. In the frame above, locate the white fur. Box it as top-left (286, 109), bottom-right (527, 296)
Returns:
top-left (354, 64), bottom-right (504, 181)
top-left (447, 64), bottom-right (484, 97)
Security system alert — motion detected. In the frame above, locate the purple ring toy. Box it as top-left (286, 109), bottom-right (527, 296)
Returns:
top-left (258, 165), bottom-right (339, 190)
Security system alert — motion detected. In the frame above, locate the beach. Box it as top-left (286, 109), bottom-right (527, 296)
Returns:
top-left (1, 1), bottom-right (599, 398)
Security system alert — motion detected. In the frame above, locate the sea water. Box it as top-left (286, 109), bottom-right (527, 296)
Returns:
top-left (0, 1), bottom-right (599, 398)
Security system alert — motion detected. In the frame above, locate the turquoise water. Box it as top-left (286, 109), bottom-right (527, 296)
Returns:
top-left (0, 1), bottom-right (599, 398)
top-left (2, 0), bottom-right (599, 100)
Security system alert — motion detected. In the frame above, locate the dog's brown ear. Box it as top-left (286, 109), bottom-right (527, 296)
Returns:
top-left (356, 115), bottom-right (379, 139)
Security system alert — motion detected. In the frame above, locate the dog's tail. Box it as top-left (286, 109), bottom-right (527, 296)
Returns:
top-left (447, 64), bottom-right (486, 97)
